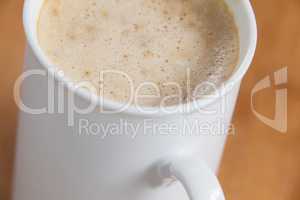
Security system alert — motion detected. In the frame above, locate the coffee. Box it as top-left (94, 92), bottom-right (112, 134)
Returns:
top-left (38, 0), bottom-right (239, 107)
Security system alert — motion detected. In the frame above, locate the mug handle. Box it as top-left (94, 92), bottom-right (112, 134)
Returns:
top-left (158, 157), bottom-right (225, 200)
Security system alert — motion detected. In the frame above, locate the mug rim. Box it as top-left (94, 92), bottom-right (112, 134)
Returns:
top-left (22, 0), bottom-right (257, 117)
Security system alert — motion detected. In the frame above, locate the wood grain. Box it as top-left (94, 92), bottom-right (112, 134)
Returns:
top-left (0, 1), bottom-right (25, 200)
top-left (219, 0), bottom-right (300, 200)
top-left (0, 0), bottom-right (299, 200)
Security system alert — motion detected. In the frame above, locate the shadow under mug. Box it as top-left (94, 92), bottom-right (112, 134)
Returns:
top-left (14, 0), bottom-right (257, 200)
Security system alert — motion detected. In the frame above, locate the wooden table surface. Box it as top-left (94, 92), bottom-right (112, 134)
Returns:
top-left (0, 0), bottom-right (299, 200)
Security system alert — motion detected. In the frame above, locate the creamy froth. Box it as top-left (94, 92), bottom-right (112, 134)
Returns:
top-left (38, 0), bottom-right (239, 107)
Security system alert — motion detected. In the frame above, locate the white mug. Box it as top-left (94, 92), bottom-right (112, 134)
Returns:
top-left (13, 0), bottom-right (257, 200)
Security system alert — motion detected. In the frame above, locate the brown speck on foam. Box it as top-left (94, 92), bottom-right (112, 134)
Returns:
top-left (133, 24), bottom-right (143, 32)
top-left (51, 8), bottom-right (60, 16)
top-left (133, 24), bottom-right (139, 31)
top-left (85, 25), bottom-right (96, 33)
top-left (51, 0), bottom-right (61, 16)
top-left (83, 69), bottom-right (92, 77)
top-left (187, 20), bottom-right (196, 28)
top-left (100, 8), bottom-right (108, 17)
top-left (66, 32), bottom-right (77, 40)
top-left (143, 50), bottom-right (154, 58)
top-left (208, 31), bottom-right (213, 36)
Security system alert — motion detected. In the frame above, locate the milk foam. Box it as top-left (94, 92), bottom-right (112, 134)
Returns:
top-left (38, 0), bottom-right (239, 107)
